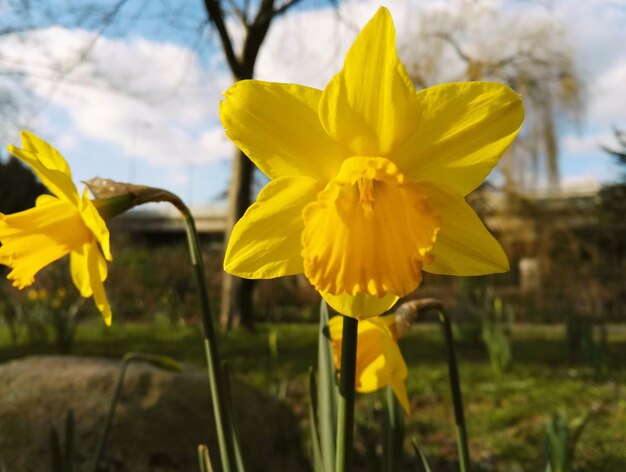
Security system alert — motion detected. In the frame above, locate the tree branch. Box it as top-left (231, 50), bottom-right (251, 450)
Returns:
top-left (239, 0), bottom-right (274, 78)
top-left (203, 0), bottom-right (242, 77)
top-left (273, 0), bottom-right (305, 17)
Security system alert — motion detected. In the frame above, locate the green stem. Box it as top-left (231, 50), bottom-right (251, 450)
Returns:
top-left (92, 352), bottom-right (181, 472)
top-left (91, 355), bottom-right (130, 472)
top-left (183, 213), bottom-right (235, 472)
top-left (438, 310), bottom-right (470, 472)
top-left (335, 315), bottom-right (358, 472)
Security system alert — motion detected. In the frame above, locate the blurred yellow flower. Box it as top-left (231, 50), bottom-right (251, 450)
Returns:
top-left (329, 315), bottom-right (410, 412)
top-left (56, 287), bottom-right (68, 300)
top-left (221, 7), bottom-right (524, 319)
top-left (0, 131), bottom-right (113, 325)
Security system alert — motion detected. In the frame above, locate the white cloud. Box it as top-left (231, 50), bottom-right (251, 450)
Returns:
top-left (0, 26), bottom-right (233, 167)
top-left (562, 132), bottom-right (614, 156)
top-left (561, 173), bottom-right (602, 190)
top-left (588, 59), bottom-right (626, 126)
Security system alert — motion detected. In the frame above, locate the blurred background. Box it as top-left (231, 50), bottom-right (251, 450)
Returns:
top-left (0, 1), bottom-right (625, 471)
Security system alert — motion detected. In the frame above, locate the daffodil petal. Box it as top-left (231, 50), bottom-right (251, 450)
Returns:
top-left (328, 314), bottom-right (343, 341)
top-left (87, 241), bottom-right (111, 326)
top-left (79, 189), bottom-right (112, 261)
top-left (0, 199), bottom-right (91, 288)
top-left (70, 245), bottom-right (92, 297)
top-left (220, 80), bottom-right (343, 180)
top-left (358, 353), bottom-right (389, 391)
top-left (328, 316), bottom-right (395, 364)
top-left (36, 194), bottom-right (58, 206)
top-left (0, 231), bottom-right (70, 289)
top-left (421, 183), bottom-right (509, 275)
top-left (70, 241), bottom-right (110, 324)
top-left (391, 376), bottom-right (410, 413)
top-left (20, 131), bottom-right (72, 176)
top-left (321, 291), bottom-right (398, 319)
top-left (7, 145), bottom-right (79, 206)
top-left (319, 7), bottom-right (420, 157)
top-left (396, 82), bottom-right (524, 196)
top-left (329, 316), bottom-right (409, 410)
top-left (224, 176), bottom-right (321, 279)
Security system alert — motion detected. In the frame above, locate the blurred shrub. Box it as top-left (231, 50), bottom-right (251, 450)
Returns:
top-left (106, 241), bottom-right (200, 324)
top-left (0, 261), bottom-right (90, 352)
top-left (544, 409), bottom-right (591, 472)
top-left (564, 315), bottom-right (608, 369)
top-left (456, 278), bottom-right (514, 377)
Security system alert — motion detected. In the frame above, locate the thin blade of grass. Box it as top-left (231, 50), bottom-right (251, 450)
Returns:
top-left (308, 367), bottom-right (324, 472)
top-left (411, 437), bottom-right (433, 472)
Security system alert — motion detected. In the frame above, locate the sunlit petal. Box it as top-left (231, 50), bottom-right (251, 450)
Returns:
top-left (70, 245), bottom-right (92, 297)
top-left (0, 199), bottom-right (91, 288)
top-left (421, 183), bottom-right (509, 275)
top-left (7, 132), bottom-right (79, 206)
top-left (20, 131), bottom-right (72, 176)
top-left (225, 176), bottom-right (321, 278)
top-left (319, 8), bottom-right (420, 157)
top-left (221, 80), bottom-right (343, 180)
top-left (395, 82), bottom-right (524, 196)
top-left (79, 189), bottom-right (112, 261)
top-left (87, 241), bottom-right (111, 326)
top-left (329, 316), bottom-right (409, 410)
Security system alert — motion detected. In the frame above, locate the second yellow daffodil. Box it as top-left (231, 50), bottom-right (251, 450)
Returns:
top-left (329, 315), bottom-right (410, 412)
top-left (222, 7), bottom-right (524, 318)
top-left (0, 131), bottom-right (113, 325)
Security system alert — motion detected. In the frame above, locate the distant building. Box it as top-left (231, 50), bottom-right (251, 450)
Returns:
top-left (108, 205), bottom-right (227, 246)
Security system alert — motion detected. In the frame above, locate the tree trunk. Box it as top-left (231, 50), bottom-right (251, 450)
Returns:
top-left (203, 0), bottom-right (306, 330)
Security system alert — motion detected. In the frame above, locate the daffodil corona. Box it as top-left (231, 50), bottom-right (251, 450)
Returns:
top-left (222, 7), bottom-right (524, 318)
top-left (0, 132), bottom-right (113, 325)
top-left (329, 315), bottom-right (410, 412)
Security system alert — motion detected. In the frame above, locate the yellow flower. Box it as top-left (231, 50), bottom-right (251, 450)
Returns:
top-left (329, 315), bottom-right (410, 412)
top-left (222, 7), bottom-right (524, 318)
top-left (0, 131), bottom-right (113, 325)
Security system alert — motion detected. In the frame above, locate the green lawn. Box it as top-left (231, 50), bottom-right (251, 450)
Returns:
top-left (1, 320), bottom-right (625, 471)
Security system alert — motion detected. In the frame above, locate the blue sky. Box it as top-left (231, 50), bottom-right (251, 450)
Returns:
top-left (1, 0), bottom-right (624, 209)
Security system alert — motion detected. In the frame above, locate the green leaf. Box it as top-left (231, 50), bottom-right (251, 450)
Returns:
top-left (222, 361), bottom-right (246, 472)
top-left (307, 367), bottom-right (324, 472)
top-left (383, 386), bottom-right (405, 472)
top-left (411, 438), bottom-right (433, 472)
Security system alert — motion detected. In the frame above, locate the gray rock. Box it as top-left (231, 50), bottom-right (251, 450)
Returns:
top-left (0, 356), bottom-right (309, 472)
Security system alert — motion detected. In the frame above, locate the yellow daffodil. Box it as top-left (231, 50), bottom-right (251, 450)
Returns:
top-left (329, 315), bottom-right (410, 412)
top-left (222, 7), bottom-right (524, 318)
top-left (0, 131), bottom-right (113, 325)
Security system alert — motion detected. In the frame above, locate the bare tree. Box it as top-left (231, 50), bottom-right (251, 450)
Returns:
top-left (399, 1), bottom-right (584, 192)
top-left (202, 0), bottom-right (341, 329)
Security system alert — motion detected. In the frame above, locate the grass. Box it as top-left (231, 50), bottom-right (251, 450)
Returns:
top-left (1, 320), bottom-right (626, 471)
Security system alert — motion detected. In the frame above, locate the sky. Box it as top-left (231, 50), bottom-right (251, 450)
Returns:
top-left (0, 0), bottom-right (624, 209)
